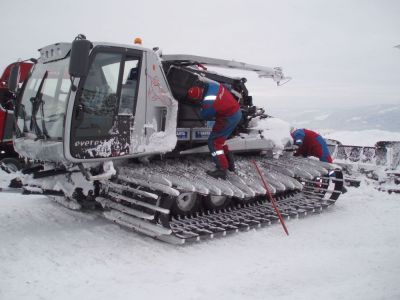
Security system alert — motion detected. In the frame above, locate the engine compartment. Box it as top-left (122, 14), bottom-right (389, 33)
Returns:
top-left (164, 64), bottom-right (256, 149)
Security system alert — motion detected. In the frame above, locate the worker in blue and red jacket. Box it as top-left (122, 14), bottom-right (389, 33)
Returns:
top-left (187, 80), bottom-right (242, 179)
top-left (290, 128), bottom-right (333, 163)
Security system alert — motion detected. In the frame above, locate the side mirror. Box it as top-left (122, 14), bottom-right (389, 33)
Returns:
top-left (8, 63), bottom-right (20, 93)
top-left (69, 38), bottom-right (91, 78)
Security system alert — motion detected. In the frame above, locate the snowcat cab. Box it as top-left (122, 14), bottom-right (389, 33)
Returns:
top-left (14, 38), bottom-right (178, 163)
top-left (9, 36), bottom-right (345, 244)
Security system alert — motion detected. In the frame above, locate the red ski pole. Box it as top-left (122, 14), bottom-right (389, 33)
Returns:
top-left (253, 161), bottom-right (289, 236)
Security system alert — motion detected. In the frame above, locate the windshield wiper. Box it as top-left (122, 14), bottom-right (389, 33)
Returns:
top-left (30, 71), bottom-right (49, 139)
top-left (14, 103), bottom-right (29, 137)
top-left (39, 95), bottom-right (49, 138)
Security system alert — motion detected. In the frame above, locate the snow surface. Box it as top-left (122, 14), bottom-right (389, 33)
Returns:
top-left (1, 129), bottom-right (400, 300)
top-left (321, 129), bottom-right (400, 147)
top-left (275, 104), bottom-right (400, 132)
top-left (1, 172), bottom-right (400, 300)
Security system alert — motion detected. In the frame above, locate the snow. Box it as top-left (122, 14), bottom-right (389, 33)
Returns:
top-left (249, 117), bottom-right (292, 150)
top-left (0, 172), bottom-right (399, 300)
top-left (20, 168), bottom-right (94, 197)
top-left (0, 186), bottom-right (398, 300)
top-left (321, 129), bottom-right (400, 147)
top-left (377, 107), bottom-right (399, 114)
top-left (1, 128), bottom-right (400, 299)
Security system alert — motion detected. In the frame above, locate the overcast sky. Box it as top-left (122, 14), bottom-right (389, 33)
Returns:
top-left (1, 0), bottom-right (399, 112)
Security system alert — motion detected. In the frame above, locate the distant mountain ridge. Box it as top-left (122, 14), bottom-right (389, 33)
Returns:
top-left (272, 103), bottom-right (400, 132)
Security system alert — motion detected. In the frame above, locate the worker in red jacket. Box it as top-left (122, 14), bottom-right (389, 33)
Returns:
top-left (187, 79), bottom-right (242, 179)
top-left (290, 128), bottom-right (333, 163)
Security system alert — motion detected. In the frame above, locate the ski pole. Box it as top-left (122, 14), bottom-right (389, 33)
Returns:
top-left (253, 161), bottom-right (289, 236)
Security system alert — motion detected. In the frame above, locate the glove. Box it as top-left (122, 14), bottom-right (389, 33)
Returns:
top-left (284, 144), bottom-right (299, 152)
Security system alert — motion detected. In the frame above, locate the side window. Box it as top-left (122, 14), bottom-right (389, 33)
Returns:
top-left (101, 61), bottom-right (120, 93)
top-left (119, 57), bottom-right (140, 115)
top-left (75, 52), bottom-right (122, 137)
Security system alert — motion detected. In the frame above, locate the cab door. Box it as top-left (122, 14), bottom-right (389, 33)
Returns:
top-left (70, 47), bottom-right (142, 159)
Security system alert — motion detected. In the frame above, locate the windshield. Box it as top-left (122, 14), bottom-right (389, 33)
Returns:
top-left (17, 58), bottom-right (71, 139)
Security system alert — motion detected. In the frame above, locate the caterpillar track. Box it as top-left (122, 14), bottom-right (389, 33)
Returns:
top-left (96, 155), bottom-right (343, 244)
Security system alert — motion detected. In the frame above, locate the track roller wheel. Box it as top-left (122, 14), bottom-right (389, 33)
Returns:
top-left (203, 195), bottom-right (231, 210)
top-left (171, 192), bottom-right (199, 216)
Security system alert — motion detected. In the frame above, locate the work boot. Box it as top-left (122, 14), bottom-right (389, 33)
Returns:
top-left (226, 152), bottom-right (236, 172)
top-left (207, 169), bottom-right (227, 180)
top-left (342, 186), bottom-right (348, 194)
